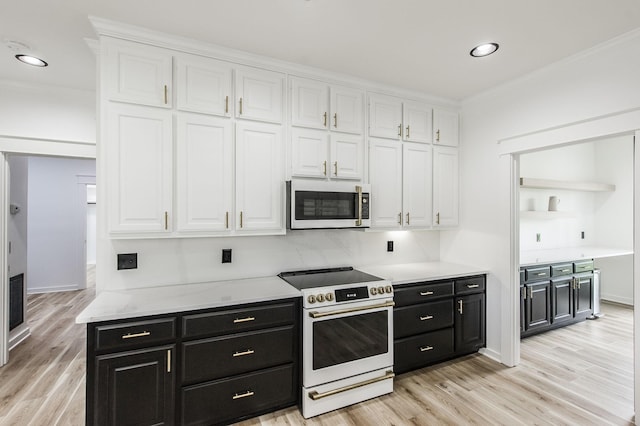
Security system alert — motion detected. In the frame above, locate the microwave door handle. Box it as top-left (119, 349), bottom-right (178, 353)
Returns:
top-left (358, 186), bottom-right (363, 226)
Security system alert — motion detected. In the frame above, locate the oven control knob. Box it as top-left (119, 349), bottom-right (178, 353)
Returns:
top-left (307, 295), bottom-right (316, 304)
top-left (325, 293), bottom-right (334, 301)
top-left (385, 285), bottom-right (393, 294)
top-left (377, 286), bottom-right (385, 295)
top-left (317, 294), bottom-right (325, 302)
top-left (370, 287), bottom-right (378, 295)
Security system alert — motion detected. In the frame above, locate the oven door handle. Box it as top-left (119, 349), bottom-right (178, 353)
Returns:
top-left (309, 301), bottom-right (395, 318)
top-left (308, 371), bottom-right (395, 400)
top-left (355, 185), bottom-right (363, 227)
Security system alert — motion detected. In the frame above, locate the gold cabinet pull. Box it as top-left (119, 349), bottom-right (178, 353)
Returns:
top-left (420, 315), bottom-right (434, 321)
top-left (240, 211), bottom-right (243, 228)
top-left (225, 211), bottom-right (229, 229)
top-left (309, 301), bottom-right (395, 319)
top-left (458, 299), bottom-right (463, 314)
top-left (529, 287), bottom-right (533, 299)
top-left (436, 129), bottom-right (440, 142)
top-left (467, 284), bottom-right (480, 289)
top-left (239, 97), bottom-right (243, 115)
top-left (225, 95), bottom-right (229, 113)
top-left (233, 349), bottom-right (255, 357)
top-left (355, 185), bottom-right (363, 226)
top-left (420, 291), bottom-right (434, 296)
top-left (398, 124), bottom-right (402, 137)
top-left (164, 211), bottom-right (168, 230)
top-left (167, 349), bottom-right (171, 373)
top-left (521, 286), bottom-right (527, 300)
top-left (233, 316), bottom-right (255, 324)
top-left (436, 212), bottom-right (440, 225)
top-left (398, 212), bottom-right (403, 225)
top-left (406, 212), bottom-right (410, 225)
top-left (323, 111), bottom-right (327, 127)
top-left (323, 160), bottom-right (327, 176)
top-left (233, 390), bottom-right (254, 400)
top-left (309, 371), bottom-right (394, 400)
top-left (333, 113), bottom-right (337, 128)
top-left (420, 346), bottom-right (434, 352)
top-left (333, 161), bottom-right (338, 176)
top-left (406, 125), bottom-right (410, 139)
top-left (164, 85), bottom-right (168, 104)
top-left (122, 331), bottom-right (150, 339)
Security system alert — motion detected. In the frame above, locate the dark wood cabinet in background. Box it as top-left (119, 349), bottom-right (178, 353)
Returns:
top-left (524, 281), bottom-right (551, 332)
top-left (455, 292), bottom-right (485, 354)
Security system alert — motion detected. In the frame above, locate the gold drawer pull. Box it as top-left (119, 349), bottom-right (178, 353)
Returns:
top-left (466, 284), bottom-right (480, 289)
top-left (420, 291), bottom-right (434, 296)
top-left (420, 346), bottom-right (434, 352)
top-left (122, 331), bottom-right (150, 340)
top-left (309, 371), bottom-right (394, 400)
top-left (233, 349), bottom-right (255, 357)
top-left (420, 315), bottom-right (434, 321)
top-left (233, 316), bottom-right (255, 324)
top-left (232, 390), bottom-right (254, 400)
top-left (536, 272), bottom-right (547, 276)
top-left (560, 269), bottom-right (571, 273)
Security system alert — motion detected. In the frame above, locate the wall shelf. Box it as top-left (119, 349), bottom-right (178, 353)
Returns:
top-left (520, 210), bottom-right (575, 220)
top-left (519, 177), bottom-right (615, 192)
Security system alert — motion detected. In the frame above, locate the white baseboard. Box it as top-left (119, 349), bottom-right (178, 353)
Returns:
top-left (479, 347), bottom-right (502, 364)
top-left (601, 294), bottom-right (633, 306)
top-left (27, 284), bottom-right (80, 294)
top-left (9, 327), bottom-right (30, 351)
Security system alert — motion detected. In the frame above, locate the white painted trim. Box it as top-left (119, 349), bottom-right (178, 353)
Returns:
top-left (0, 136), bottom-right (96, 157)
top-left (27, 285), bottom-right (80, 294)
top-left (503, 154), bottom-right (520, 367)
top-left (0, 153), bottom-right (7, 366)
top-left (600, 295), bottom-right (634, 306)
top-left (8, 326), bottom-right (30, 351)
top-left (634, 131), bottom-right (640, 419)
top-left (478, 347), bottom-right (501, 364)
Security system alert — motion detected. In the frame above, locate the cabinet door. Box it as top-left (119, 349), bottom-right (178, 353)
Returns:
top-left (403, 100), bottom-right (432, 143)
top-left (291, 128), bottom-right (329, 179)
top-left (291, 77), bottom-right (329, 130)
top-left (235, 66), bottom-right (284, 124)
top-left (433, 109), bottom-right (459, 147)
top-left (104, 39), bottom-right (172, 108)
top-left (106, 103), bottom-right (173, 234)
top-left (369, 139), bottom-right (402, 228)
top-left (368, 93), bottom-right (402, 140)
top-left (433, 146), bottom-right (459, 227)
top-left (176, 114), bottom-right (233, 233)
top-left (330, 85), bottom-right (364, 134)
top-left (402, 142), bottom-right (432, 228)
top-left (236, 122), bottom-right (284, 232)
top-left (175, 54), bottom-right (233, 117)
top-left (551, 278), bottom-right (573, 324)
top-left (94, 346), bottom-right (175, 426)
top-left (454, 293), bottom-right (485, 354)
top-left (525, 281), bottom-right (551, 331)
top-left (574, 275), bottom-right (594, 320)
top-left (330, 134), bottom-right (363, 180)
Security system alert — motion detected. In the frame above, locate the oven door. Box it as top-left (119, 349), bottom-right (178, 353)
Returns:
top-left (303, 298), bottom-right (394, 388)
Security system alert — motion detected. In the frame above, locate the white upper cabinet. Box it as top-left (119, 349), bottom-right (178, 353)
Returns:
top-left (106, 103), bottom-right (173, 234)
top-left (235, 66), bottom-right (285, 124)
top-left (291, 77), bottom-right (364, 134)
top-left (369, 138), bottom-right (403, 228)
top-left (403, 100), bottom-right (433, 143)
top-left (369, 93), bottom-right (432, 142)
top-left (403, 143), bottom-right (433, 228)
top-left (330, 133), bottom-right (363, 180)
top-left (433, 146), bottom-right (459, 227)
top-left (291, 128), bottom-right (329, 178)
top-left (433, 109), bottom-right (459, 147)
top-left (175, 114), bottom-right (233, 233)
top-left (105, 39), bottom-right (173, 108)
top-left (175, 54), bottom-right (233, 117)
top-left (235, 122), bottom-right (285, 232)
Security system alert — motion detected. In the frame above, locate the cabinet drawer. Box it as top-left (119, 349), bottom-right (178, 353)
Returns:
top-left (574, 260), bottom-right (594, 273)
top-left (551, 263), bottom-right (573, 277)
top-left (394, 328), bottom-right (454, 374)
top-left (182, 326), bottom-right (294, 384)
top-left (394, 299), bottom-right (453, 339)
top-left (94, 318), bottom-right (176, 352)
top-left (182, 302), bottom-right (296, 339)
top-left (454, 276), bottom-right (485, 295)
top-left (524, 266), bottom-right (551, 282)
top-left (520, 269), bottom-right (525, 284)
top-left (393, 281), bottom-right (454, 306)
top-left (181, 364), bottom-right (295, 426)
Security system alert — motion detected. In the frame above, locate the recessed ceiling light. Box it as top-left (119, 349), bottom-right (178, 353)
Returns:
top-left (470, 43), bottom-right (499, 58)
top-left (15, 54), bottom-right (48, 67)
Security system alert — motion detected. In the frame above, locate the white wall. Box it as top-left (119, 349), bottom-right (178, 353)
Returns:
top-left (27, 156), bottom-right (96, 293)
top-left (442, 29), bottom-right (640, 363)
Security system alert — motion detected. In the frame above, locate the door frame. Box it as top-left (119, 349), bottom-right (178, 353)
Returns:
top-left (0, 136), bottom-right (95, 367)
top-left (499, 107), bottom-right (640, 417)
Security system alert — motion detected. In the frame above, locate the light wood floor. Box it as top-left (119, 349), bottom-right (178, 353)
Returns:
top-left (0, 274), bottom-right (634, 425)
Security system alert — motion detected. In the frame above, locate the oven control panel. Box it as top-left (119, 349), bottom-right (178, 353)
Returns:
top-left (304, 283), bottom-right (392, 306)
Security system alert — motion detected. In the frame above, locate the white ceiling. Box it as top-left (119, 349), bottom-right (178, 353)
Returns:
top-left (3, 0), bottom-right (640, 101)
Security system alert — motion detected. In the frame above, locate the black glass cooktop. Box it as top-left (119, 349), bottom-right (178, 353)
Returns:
top-left (278, 267), bottom-right (383, 290)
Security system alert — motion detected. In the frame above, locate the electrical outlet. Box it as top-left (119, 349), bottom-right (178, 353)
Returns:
top-left (117, 253), bottom-right (137, 270)
top-left (387, 241), bottom-right (394, 252)
top-left (536, 233), bottom-right (541, 243)
top-left (581, 231), bottom-right (585, 239)
top-left (222, 249), bottom-right (232, 263)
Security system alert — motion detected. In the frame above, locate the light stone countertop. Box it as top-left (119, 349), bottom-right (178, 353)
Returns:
top-left (76, 276), bottom-right (301, 324)
top-left (358, 262), bottom-right (488, 285)
top-left (520, 246), bottom-right (633, 266)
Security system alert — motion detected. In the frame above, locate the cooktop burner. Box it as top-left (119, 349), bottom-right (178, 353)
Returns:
top-left (278, 267), bottom-right (384, 290)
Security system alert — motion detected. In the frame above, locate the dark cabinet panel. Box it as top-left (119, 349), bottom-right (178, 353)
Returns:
top-left (524, 266), bottom-right (550, 282)
top-left (525, 281), bottom-right (551, 331)
top-left (574, 275), bottom-right (594, 320)
top-left (551, 278), bottom-right (573, 325)
top-left (94, 317), bottom-right (176, 352)
top-left (94, 345), bottom-right (175, 426)
top-left (393, 281), bottom-right (454, 306)
top-left (454, 293), bottom-right (485, 354)
top-left (520, 285), bottom-right (525, 333)
top-left (394, 299), bottom-right (453, 339)
top-left (551, 263), bottom-right (573, 277)
top-left (454, 276), bottom-right (485, 295)
top-left (394, 328), bottom-right (454, 374)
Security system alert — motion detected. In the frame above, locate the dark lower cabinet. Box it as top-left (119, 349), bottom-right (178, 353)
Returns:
top-left (454, 293), bottom-right (485, 354)
top-left (94, 345), bottom-right (175, 426)
top-left (394, 329), bottom-right (454, 373)
top-left (524, 281), bottom-right (551, 332)
top-left (574, 274), bottom-right (594, 320)
top-left (551, 278), bottom-right (573, 325)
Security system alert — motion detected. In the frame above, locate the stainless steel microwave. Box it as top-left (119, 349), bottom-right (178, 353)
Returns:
top-left (286, 181), bottom-right (371, 229)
